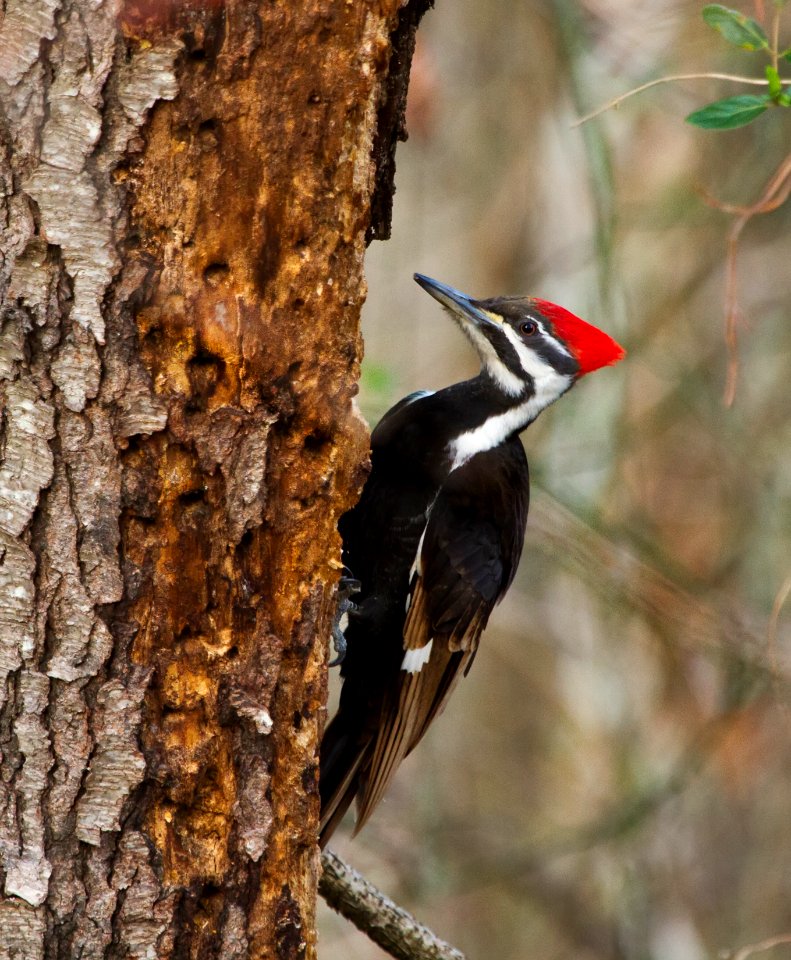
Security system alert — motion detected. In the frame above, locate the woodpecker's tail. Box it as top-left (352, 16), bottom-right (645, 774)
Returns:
top-left (319, 711), bottom-right (367, 847)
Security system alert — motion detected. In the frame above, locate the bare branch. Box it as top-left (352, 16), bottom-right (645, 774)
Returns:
top-left (728, 932), bottom-right (791, 960)
top-left (573, 73), bottom-right (769, 127)
top-left (528, 490), bottom-right (787, 682)
top-left (702, 151), bottom-right (791, 405)
top-left (320, 849), bottom-right (466, 960)
top-left (768, 571), bottom-right (791, 734)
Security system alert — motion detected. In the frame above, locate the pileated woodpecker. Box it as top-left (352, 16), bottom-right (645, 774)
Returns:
top-left (320, 274), bottom-right (625, 845)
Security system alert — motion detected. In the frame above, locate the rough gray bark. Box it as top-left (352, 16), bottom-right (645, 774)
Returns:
top-left (1, 4), bottom-right (177, 951)
top-left (0, 0), bottom-right (430, 956)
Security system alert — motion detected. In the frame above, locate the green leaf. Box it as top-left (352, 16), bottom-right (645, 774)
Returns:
top-left (702, 4), bottom-right (769, 50)
top-left (686, 94), bottom-right (771, 129)
top-left (781, 47), bottom-right (791, 63)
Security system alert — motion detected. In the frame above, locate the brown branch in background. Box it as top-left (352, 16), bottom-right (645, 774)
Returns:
top-left (768, 573), bottom-right (791, 660)
top-left (319, 850), bottom-right (466, 960)
top-left (767, 571), bottom-right (791, 736)
top-left (727, 932), bottom-right (791, 960)
top-left (701, 151), bottom-right (791, 405)
top-left (527, 489), bottom-right (787, 682)
top-left (573, 56), bottom-right (791, 408)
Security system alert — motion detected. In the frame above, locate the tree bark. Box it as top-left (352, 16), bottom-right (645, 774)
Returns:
top-left (0, 1), bottom-right (429, 956)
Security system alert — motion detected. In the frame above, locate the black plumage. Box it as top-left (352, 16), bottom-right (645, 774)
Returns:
top-left (319, 274), bottom-right (624, 845)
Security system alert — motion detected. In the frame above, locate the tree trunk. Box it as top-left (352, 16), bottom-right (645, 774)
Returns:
top-left (0, 1), bottom-right (428, 956)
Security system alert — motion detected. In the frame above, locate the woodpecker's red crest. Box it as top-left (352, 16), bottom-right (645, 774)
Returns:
top-left (532, 299), bottom-right (626, 375)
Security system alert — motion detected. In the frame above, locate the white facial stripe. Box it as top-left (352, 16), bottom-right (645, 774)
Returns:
top-left (401, 639), bottom-right (433, 673)
top-left (547, 330), bottom-right (573, 361)
top-left (500, 323), bottom-right (574, 389)
top-left (482, 307), bottom-right (572, 358)
top-left (448, 368), bottom-right (572, 470)
top-left (451, 308), bottom-right (524, 397)
top-left (484, 355), bottom-right (524, 397)
top-left (500, 324), bottom-right (544, 378)
top-left (524, 319), bottom-right (574, 361)
top-left (458, 320), bottom-right (492, 363)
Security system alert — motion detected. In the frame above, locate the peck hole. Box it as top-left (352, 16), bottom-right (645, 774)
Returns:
top-left (203, 261), bottom-right (230, 288)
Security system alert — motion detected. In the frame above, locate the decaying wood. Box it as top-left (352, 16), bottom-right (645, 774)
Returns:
top-left (367, 0), bottom-right (435, 241)
top-left (320, 850), bottom-right (466, 960)
top-left (0, 0), bottom-right (430, 956)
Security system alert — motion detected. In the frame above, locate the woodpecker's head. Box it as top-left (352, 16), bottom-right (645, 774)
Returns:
top-left (414, 273), bottom-right (625, 402)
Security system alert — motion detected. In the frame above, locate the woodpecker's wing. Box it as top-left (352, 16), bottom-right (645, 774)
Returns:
top-left (354, 439), bottom-right (530, 832)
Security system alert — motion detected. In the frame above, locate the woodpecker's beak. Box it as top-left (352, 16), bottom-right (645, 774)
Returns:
top-left (414, 274), bottom-right (500, 331)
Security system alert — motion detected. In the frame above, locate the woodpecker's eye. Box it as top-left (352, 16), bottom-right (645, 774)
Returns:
top-left (519, 320), bottom-right (538, 336)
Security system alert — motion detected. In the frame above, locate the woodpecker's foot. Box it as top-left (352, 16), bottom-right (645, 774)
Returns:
top-left (338, 569), bottom-right (361, 599)
top-left (329, 572), bottom-right (360, 667)
top-left (329, 617), bottom-right (348, 667)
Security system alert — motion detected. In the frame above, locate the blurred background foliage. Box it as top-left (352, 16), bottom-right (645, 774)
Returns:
top-left (319, 2), bottom-right (791, 957)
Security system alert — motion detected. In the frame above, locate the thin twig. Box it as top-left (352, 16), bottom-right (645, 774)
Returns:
top-left (767, 572), bottom-right (791, 734)
top-left (706, 151), bottom-right (791, 405)
top-left (768, 574), bottom-right (791, 658)
top-left (527, 489), bottom-right (785, 683)
top-left (570, 38), bottom-right (791, 403)
top-left (319, 849), bottom-right (466, 960)
top-left (726, 932), bottom-right (791, 960)
top-left (573, 73), bottom-right (769, 127)
top-left (723, 215), bottom-right (748, 407)
top-left (701, 151), bottom-right (791, 217)
top-left (771, 7), bottom-right (781, 74)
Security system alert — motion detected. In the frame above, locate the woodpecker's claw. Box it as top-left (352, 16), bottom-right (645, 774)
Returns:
top-left (329, 572), bottom-right (360, 667)
top-left (339, 566), bottom-right (361, 596)
top-left (329, 619), bottom-right (348, 667)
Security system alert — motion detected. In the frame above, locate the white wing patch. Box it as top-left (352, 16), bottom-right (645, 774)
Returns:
top-left (409, 526), bottom-right (426, 581)
top-left (401, 639), bottom-right (433, 673)
top-left (405, 517), bottom-right (429, 615)
top-left (406, 529), bottom-right (424, 613)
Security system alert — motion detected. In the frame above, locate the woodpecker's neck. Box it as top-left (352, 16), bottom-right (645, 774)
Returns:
top-left (442, 368), bottom-right (570, 470)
